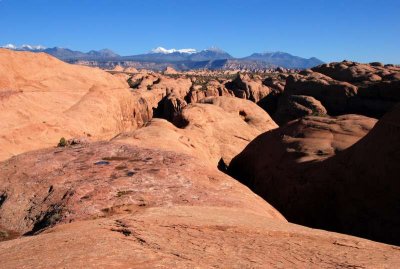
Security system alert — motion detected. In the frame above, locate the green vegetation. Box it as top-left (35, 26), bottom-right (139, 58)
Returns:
top-left (58, 137), bottom-right (67, 147)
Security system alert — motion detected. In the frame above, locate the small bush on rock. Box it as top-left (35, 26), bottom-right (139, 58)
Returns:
top-left (58, 137), bottom-right (67, 147)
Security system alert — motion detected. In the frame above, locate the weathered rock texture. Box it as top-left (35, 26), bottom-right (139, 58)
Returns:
top-left (0, 141), bottom-right (399, 268)
top-left (266, 61), bottom-right (400, 124)
top-left (116, 96), bottom-right (278, 167)
top-left (274, 94), bottom-right (328, 125)
top-left (229, 107), bottom-right (400, 245)
top-left (226, 73), bottom-right (271, 102)
top-left (0, 141), bottom-right (284, 237)
top-left (1, 206), bottom-right (399, 268)
top-left (284, 72), bottom-right (358, 115)
top-left (1, 50), bottom-right (400, 268)
top-left (0, 49), bottom-right (137, 161)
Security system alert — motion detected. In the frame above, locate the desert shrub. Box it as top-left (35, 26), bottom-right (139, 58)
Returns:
top-left (58, 137), bottom-right (67, 147)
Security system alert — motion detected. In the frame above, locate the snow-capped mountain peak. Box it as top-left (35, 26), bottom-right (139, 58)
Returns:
top-left (150, 47), bottom-right (197, 54)
top-left (1, 44), bottom-right (17, 49)
top-left (1, 44), bottom-right (46, 51)
top-left (21, 44), bottom-right (46, 50)
top-left (204, 46), bottom-right (226, 53)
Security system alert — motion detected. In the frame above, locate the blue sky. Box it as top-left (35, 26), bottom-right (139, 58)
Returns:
top-left (0, 0), bottom-right (399, 63)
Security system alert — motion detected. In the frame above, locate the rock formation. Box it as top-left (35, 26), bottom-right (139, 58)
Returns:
top-left (229, 106), bottom-right (400, 245)
top-left (225, 73), bottom-right (271, 102)
top-left (274, 95), bottom-right (328, 125)
top-left (283, 72), bottom-right (358, 115)
top-left (111, 65), bottom-right (124, 72)
top-left (124, 67), bottom-right (138, 73)
top-left (1, 136), bottom-right (399, 268)
top-left (0, 141), bottom-right (284, 236)
top-left (312, 61), bottom-right (390, 83)
top-left (0, 49), bottom-right (136, 161)
top-left (116, 96), bottom-right (278, 167)
top-left (186, 79), bottom-right (234, 103)
top-left (273, 61), bottom-right (400, 120)
top-left (1, 50), bottom-right (400, 267)
top-left (163, 66), bottom-right (179, 75)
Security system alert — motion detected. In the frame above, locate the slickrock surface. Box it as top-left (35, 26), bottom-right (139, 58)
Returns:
top-left (1, 50), bottom-right (400, 268)
top-left (179, 98), bottom-right (277, 164)
top-left (284, 72), bottom-right (358, 115)
top-left (186, 79), bottom-right (234, 103)
top-left (229, 106), bottom-right (400, 245)
top-left (312, 61), bottom-right (399, 83)
top-left (1, 206), bottom-right (399, 269)
top-left (273, 61), bottom-right (400, 120)
top-left (114, 119), bottom-right (211, 163)
top-left (0, 50), bottom-right (277, 162)
top-left (115, 96), bottom-right (278, 167)
top-left (163, 66), bottom-right (179, 75)
top-left (124, 67), bottom-right (138, 73)
top-left (128, 73), bottom-right (192, 124)
top-left (226, 73), bottom-right (271, 102)
top-left (274, 94), bottom-right (328, 124)
top-left (262, 74), bottom-right (287, 92)
top-left (0, 141), bottom-right (399, 268)
top-left (0, 49), bottom-right (135, 161)
top-left (111, 65), bottom-right (124, 72)
top-left (0, 141), bottom-right (284, 237)
top-left (303, 104), bottom-right (400, 245)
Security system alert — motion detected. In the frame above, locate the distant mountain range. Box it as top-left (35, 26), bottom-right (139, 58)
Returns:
top-left (1, 44), bottom-right (324, 70)
top-left (243, 52), bottom-right (324, 70)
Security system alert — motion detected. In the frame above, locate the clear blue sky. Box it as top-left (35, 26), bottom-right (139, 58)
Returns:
top-left (1, 0), bottom-right (399, 63)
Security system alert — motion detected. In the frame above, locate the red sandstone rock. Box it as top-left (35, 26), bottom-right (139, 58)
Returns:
top-left (116, 96), bottom-right (278, 167)
top-left (0, 49), bottom-right (136, 161)
top-left (312, 60), bottom-right (400, 83)
top-left (274, 94), bottom-right (328, 124)
top-left (226, 73), bottom-right (272, 102)
top-left (0, 139), bottom-right (399, 268)
top-left (1, 205), bottom-right (399, 268)
top-left (229, 107), bottom-right (400, 245)
top-left (284, 72), bottom-right (358, 115)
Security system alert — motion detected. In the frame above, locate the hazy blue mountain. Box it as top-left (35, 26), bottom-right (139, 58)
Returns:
top-left (86, 49), bottom-right (120, 59)
top-left (123, 47), bottom-right (232, 62)
top-left (188, 47), bottom-right (233, 61)
top-left (42, 47), bottom-right (87, 60)
top-left (43, 48), bottom-right (121, 60)
top-left (0, 44), bottom-right (120, 60)
top-left (1, 44), bottom-right (324, 69)
top-left (123, 52), bottom-right (191, 62)
top-left (242, 52), bottom-right (324, 69)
